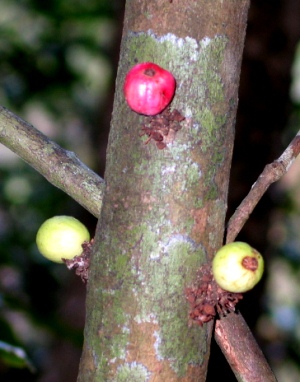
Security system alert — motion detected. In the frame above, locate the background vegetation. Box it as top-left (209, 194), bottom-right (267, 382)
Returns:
top-left (0, 0), bottom-right (300, 381)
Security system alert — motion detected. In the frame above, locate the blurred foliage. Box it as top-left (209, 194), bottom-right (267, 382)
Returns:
top-left (0, 0), bottom-right (118, 116)
top-left (0, 0), bottom-right (122, 380)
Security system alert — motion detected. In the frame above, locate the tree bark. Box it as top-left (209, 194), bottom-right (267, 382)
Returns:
top-left (78, 0), bottom-right (250, 381)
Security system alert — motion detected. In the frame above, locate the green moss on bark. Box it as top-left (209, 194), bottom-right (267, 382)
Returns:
top-left (81, 23), bottom-right (235, 382)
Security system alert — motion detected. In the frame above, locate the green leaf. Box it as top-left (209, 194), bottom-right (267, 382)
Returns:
top-left (0, 340), bottom-right (35, 372)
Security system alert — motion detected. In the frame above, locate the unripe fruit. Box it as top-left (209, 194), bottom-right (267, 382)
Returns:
top-left (212, 242), bottom-right (264, 293)
top-left (36, 216), bottom-right (90, 263)
top-left (124, 62), bottom-right (176, 115)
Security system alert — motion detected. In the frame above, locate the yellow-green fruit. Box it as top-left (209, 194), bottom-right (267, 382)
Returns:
top-left (36, 216), bottom-right (90, 263)
top-left (212, 242), bottom-right (264, 293)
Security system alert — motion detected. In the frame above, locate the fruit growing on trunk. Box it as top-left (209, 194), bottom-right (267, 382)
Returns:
top-left (124, 62), bottom-right (176, 115)
top-left (36, 216), bottom-right (90, 263)
top-left (212, 242), bottom-right (264, 293)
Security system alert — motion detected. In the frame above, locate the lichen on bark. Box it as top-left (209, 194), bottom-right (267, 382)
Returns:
top-left (78, 1), bottom-right (250, 381)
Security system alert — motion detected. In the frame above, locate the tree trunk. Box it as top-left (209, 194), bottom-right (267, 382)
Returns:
top-left (77, 0), bottom-right (250, 380)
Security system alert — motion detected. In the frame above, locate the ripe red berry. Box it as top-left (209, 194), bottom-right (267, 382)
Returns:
top-left (124, 62), bottom-right (176, 116)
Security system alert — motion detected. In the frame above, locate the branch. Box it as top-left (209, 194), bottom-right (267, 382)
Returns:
top-left (212, 132), bottom-right (300, 381)
top-left (0, 105), bottom-right (285, 380)
top-left (0, 106), bottom-right (105, 218)
top-left (226, 130), bottom-right (300, 243)
top-left (215, 312), bottom-right (277, 382)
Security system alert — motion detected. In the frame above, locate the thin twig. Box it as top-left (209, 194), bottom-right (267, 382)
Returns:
top-left (226, 130), bottom-right (300, 243)
top-left (0, 106), bottom-right (105, 218)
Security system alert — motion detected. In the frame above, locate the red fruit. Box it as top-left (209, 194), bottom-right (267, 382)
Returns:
top-left (124, 62), bottom-right (176, 116)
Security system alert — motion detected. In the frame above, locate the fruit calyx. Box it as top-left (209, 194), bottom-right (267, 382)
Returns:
top-left (242, 256), bottom-right (258, 271)
top-left (144, 68), bottom-right (156, 76)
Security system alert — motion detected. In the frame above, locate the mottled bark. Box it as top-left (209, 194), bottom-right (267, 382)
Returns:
top-left (78, 0), bottom-right (250, 381)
